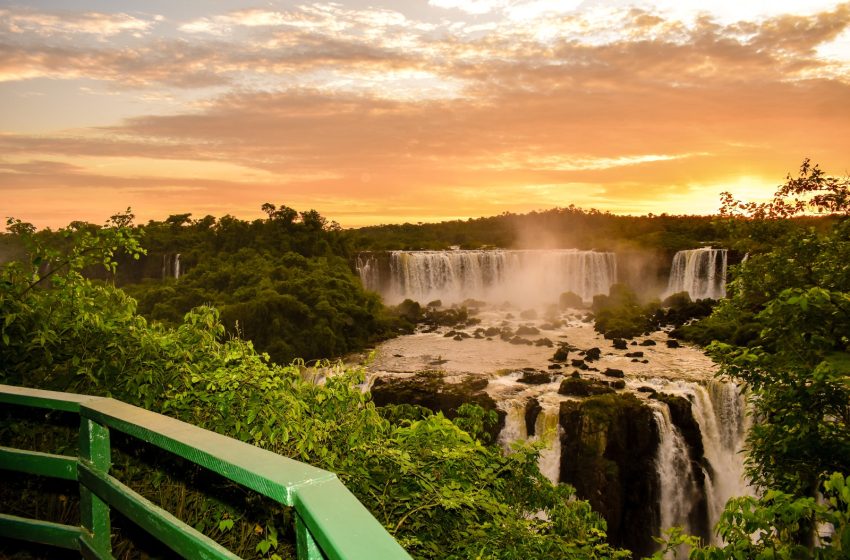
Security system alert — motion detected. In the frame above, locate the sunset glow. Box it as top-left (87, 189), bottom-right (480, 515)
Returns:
top-left (2, 0), bottom-right (849, 228)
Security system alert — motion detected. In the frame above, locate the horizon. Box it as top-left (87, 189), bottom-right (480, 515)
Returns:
top-left (2, 1), bottom-right (850, 229)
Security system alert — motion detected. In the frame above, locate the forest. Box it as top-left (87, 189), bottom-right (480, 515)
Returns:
top-left (1, 160), bottom-right (849, 559)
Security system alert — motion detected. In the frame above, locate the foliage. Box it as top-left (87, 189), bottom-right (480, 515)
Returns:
top-left (1, 217), bottom-right (629, 559)
top-left (61, 203), bottom-right (408, 365)
top-left (591, 284), bottom-right (660, 339)
top-left (125, 247), bottom-right (398, 364)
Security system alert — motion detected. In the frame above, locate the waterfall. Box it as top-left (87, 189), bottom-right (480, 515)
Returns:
top-left (162, 253), bottom-right (182, 280)
top-left (534, 404), bottom-right (562, 484)
top-left (655, 380), bottom-right (751, 542)
top-left (497, 400), bottom-right (561, 484)
top-left (358, 249), bottom-right (617, 305)
top-left (498, 401), bottom-right (527, 451)
top-left (666, 248), bottom-right (727, 300)
top-left (356, 253), bottom-right (380, 293)
top-left (652, 404), bottom-right (701, 539)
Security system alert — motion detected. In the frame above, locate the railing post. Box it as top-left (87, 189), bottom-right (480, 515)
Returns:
top-left (295, 513), bottom-right (324, 560)
top-left (79, 416), bottom-right (112, 558)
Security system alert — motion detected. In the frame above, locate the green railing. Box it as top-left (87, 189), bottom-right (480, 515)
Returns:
top-left (0, 384), bottom-right (411, 560)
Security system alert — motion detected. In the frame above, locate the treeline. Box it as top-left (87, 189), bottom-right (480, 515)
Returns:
top-left (346, 206), bottom-right (727, 253)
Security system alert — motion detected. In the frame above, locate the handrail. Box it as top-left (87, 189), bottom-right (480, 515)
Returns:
top-left (0, 384), bottom-right (411, 560)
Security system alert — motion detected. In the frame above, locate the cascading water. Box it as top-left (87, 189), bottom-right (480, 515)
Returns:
top-left (498, 401), bottom-right (527, 451)
top-left (654, 379), bottom-right (751, 542)
top-left (666, 248), bottom-right (727, 300)
top-left (497, 399), bottom-right (561, 484)
top-left (357, 249), bottom-right (617, 305)
top-left (162, 253), bottom-right (182, 280)
top-left (534, 404), bottom-right (562, 484)
top-left (652, 404), bottom-right (701, 538)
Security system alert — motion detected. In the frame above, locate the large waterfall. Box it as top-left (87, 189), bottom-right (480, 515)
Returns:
top-left (652, 379), bottom-right (751, 543)
top-left (666, 248), bottom-right (727, 300)
top-left (652, 404), bottom-right (702, 539)
top-left (357, 249), bottom-right (617, 305)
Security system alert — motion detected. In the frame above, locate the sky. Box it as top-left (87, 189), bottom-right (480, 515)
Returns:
top-left (1, 1), bottom-right (849, 229)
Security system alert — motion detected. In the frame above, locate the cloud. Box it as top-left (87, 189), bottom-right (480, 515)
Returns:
top-left (2, 2), bottom-right (850, 227)
top-left (0, 8), bottom-right (155, 38)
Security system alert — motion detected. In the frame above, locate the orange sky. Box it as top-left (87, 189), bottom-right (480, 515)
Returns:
top-left (2, 1), bottom-right (849, 229)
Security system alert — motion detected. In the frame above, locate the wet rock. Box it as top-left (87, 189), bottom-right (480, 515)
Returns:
top-left (516, 325), bottom-right (540, 336)
top-left (426, 299), bottom-right (442, 308)
top-left (571, 359), bottom-right (588, 370)
top-left (371, 372), bottom-right (504, 443)
top-left (609, 379), bottom-right (626, 390)
top-left (631, 359), bottom-right (641, 363)
top-left (612, 338), bottom-right (628, 350)
top-left (552, 346), bottom-right (570, 362)
top-left (524, 398), bottom-right (543, 437)
top-left (559, 394), bottom-right (660, 556)
top-left (641, 359), bottom-right (649, 364)
top-left (666, 339), bottom-right (681, 348)
top-left (520, 309), bottom-right (538, 320)
top-left (631, 341), bottom-right (638, 346)
top-left (625, 351), bottom-right (644, 358)
top-left (534, 337), bottom-right (554, 347)
top-left (453, 334), bottom-right (464, 341)
top-left (510, 336), bottom-right (533, 345)
top-left (639, 339), bottom-right (657, 346)
top-left (636, 386), bottom-right (657, 395)
top-left (483, 327), bottom-right (501, 337)
top-left (558, 377), bottom-right (615, 397)
top-left (518, 370), bottom-right (552, 384)
top-left (584, 347), bottom-right (602, 361)
top-left (603, 368), bottom-right (625, 378)
top-left (548, 363), bottom-right (562, 370)
top-left (570, 371), bottom-right (581, 378)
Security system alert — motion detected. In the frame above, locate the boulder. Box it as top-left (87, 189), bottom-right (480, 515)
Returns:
top-left (518, 370), bottom-right (552, 385)
top-left (625, 351), bottom-right (644, 358)
top-left (525, 398), bottom-right (543, 437)
top-left (603, 368), bottom-right (625, 378)
top-left (558, 377), bottom-right (614, 397)
top-left (666, 340), bottom-right (681, 348)
top-left (612, 338), bottom-right (628, 350)
top-left (584, 347), bottom-right (602, 361)
top-left (639, 339), bottom-right (657, 346)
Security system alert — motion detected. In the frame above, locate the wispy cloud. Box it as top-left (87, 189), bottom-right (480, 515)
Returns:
top-left (0, 8), bottom-right (157, 38)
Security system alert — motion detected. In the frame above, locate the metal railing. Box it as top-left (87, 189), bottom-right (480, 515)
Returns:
top-left (0, 384), bottom-right (411, 560)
